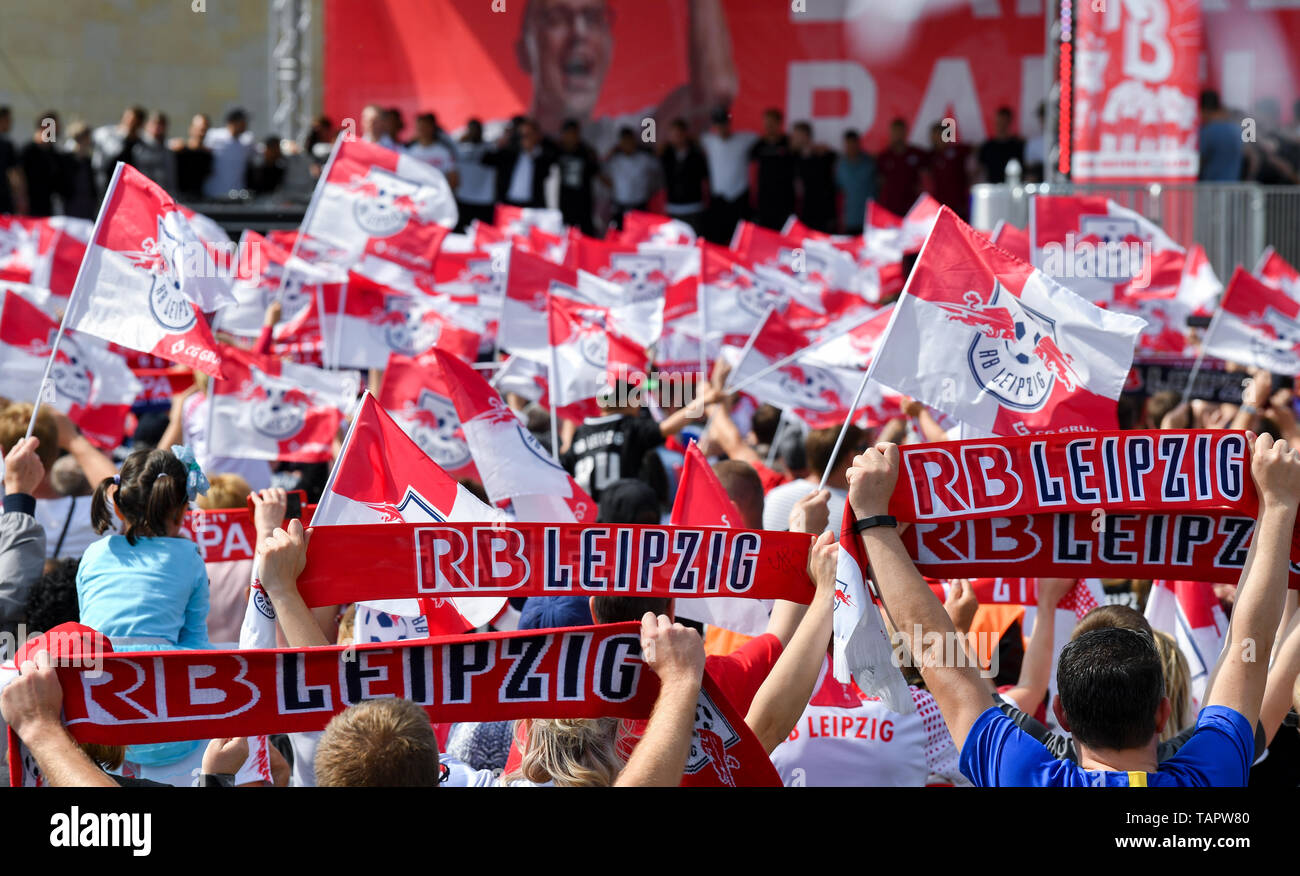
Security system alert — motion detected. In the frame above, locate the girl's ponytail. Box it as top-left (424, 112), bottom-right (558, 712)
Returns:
top-left (90, 475), bottom-right (118, 535)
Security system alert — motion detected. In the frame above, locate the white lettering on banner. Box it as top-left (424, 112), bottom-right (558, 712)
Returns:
top-left (786, 61), bottom-right (877, 145)
top-left (910, 58), bottom-right (988, 145)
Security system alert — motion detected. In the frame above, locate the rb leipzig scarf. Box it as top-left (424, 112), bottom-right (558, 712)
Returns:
top-left (291, 522), bottom-right (815, 607)
top-left (4, 623), bottom-right (778, 787)
top-left (883, 430), bottom-right (1300, 586)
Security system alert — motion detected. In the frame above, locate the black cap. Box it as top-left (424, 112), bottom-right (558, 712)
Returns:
top-left (597, 478), bottom-right (660, 524)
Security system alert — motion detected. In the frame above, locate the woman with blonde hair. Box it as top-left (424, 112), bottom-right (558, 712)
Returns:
top-left (1152, 630), bottom-right (1192, 742)
top-left (501, 718), bottom-right (626, 787)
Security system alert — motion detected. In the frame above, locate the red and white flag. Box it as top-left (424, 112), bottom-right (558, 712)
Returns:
top-left (303, 138), bottom-right (456, 277)
top-left (1254, 246), bottom-right (1300, 296)
top-left (1029, 194), bottom-right (1185, 305)
top-left (215, 229), bottom-right (333, 338)
top-left (493, 204), bottom-right (564, 237)
top-left (208, 344), bottom-right (358, 463)
top-left (868, 206), bottom-right (1145, 437)
top-left (900, 194), bottom-right (943, 253)
top-left (62, 163), bottom-right (232, 377)
top-left (834, 508), bottom-right (914, 713)
top-left (377, 351), bottom-right (481, 483)
top-left (0, 289), bottom-right (140, 449)
top-left (313, 392), bottom-right (507, 632)
top-left (619, 210), bottom-right (696, 246)
top-left (321, 272), bottom-right (483, 369)
top-left (0, 216), bottom-right (42, 284)
top-left (670, 442), bottom-right (771, 636)
top-left (1200, 266), bottom-right (1300, 376)
top-left (1145, 579), bottom-right (1229, 706)
top-left (547, 293), bottom-right (645, 409)
top-left (990, 221), bottom-right (1031, 263)
top-left (432, 349), bottom-right (596, 523)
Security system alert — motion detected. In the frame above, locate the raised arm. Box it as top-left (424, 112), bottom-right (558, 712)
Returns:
top-left (615, 613), bottom-right (706, 787)
top-left (745, 531), bottom-right (837, 753)
top-left (51, 409), bottom-right (117, 488)
top-left (256, 519), bottom-right (330, 648)
top-left (846, 442), bottom-right (992, 749)
top-left (0, 650), bottom-right (117, 787)
top-left (1206, 433), bottom-right (1300, 728)
top-left (1260, 607), bottom-right (1300, 745)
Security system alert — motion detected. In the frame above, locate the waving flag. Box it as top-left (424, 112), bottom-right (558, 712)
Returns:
top-left (61, 163), bottom-right (231, 377)
top-left (803, 305), bottom-right (894, 371)
top-left (377, 351), bottom-right (481, 483)
top-left (834, 509), bottom-right (914, 714)
top-left (868, 206), bottom-right (1145, 437)
top-left (0, 289), bottom-right (141, 448)
top-left (322, 272), bottom-right (483, 369)
top-left (303, 137), bottom-right (456, 277)
top-left (547, 293), bottom-right (646, 409)
top-left (314, 392), bottom-right (507, 632)
top-left (1201, 267), bottom-right (1300, 376)
top-left (671, 442), bottom-right (771, 635)
top-left (432, 349), bottom-right (596, 523)
top-left (990, 221), bottom-right (1031, 263)
top-left (215, 229), bottom-right (334, 338)
top-left (1029, 194), bottom-right (1185, 305)
top-left (899, 194), bottom-right (943, 253)
top-left (494, 204), bottom-right (563, 236)
top-left (0, 216), bottom-right (41, 284)
top-left (696, 243), bottom-right (793, 346)
top-left (1145, 579), bottom-right (1229, 706)
top-left (1255, 247), bottom-right (1300, 295)
top-left (208, 345), bottom-right (358, 462)
top-left (619, 210), bottom-right (696, 246)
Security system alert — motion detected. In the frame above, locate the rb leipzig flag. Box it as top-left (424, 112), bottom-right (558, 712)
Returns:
top-left (547, 293), bottom-right (645, 409)
top-left (0, 289), bottom-right (141, 449)
top-left (303, 137), bottom-right (457, 277)
top-left (62, 163), bottom-right (232, 377)
top-left (432, 349), bottom-right (596, 523)
top-left (1200, 267), bottom-right (1300, 376)
top-left (313, 392), bottom-right (507, 632)
top-left (869, 206), bottom-right (1145, 437)
top-left (208, 345), bottom-right (359, 463)
top-left (377, 351), bottom-right (480, 483)
top-left (671, 442), bottom-right (772, 636)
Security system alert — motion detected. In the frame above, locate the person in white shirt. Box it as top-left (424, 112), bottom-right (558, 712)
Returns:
top-left (602, 127), bottom-right (660, 229)
top-left (761, 424), bottom-right (866, 535)
top-left (700, 108), bottom-right (757, 244)
top-left (91, 106), bottom-right (145, 196)
top-left (453, 118), bottom-right (497, 229)
top-left (201, 108), bottom-right (254, 199)
top-left (405, 113), bottom-right (459, 187)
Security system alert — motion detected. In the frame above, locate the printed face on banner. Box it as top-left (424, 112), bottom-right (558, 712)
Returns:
top-left (937, 284), bottom-right (1079, 412)
top-left (684, 690), bottom-right (743, 788)
top-left (403, 389), bottom-right (473, 471)
top-left (602, 253), bottom-right (670, 300)
top-left (123, 215), bottom-right (196, 333)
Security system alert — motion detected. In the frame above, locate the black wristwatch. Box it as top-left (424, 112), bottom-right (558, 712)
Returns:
top-left (853, 515), bottom-right (898, 533)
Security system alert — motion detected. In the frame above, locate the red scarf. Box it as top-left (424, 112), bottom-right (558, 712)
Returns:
top-left (293, 522), bottom-right (814, 607)
top-left (7, 623), bottom-right (779, 787)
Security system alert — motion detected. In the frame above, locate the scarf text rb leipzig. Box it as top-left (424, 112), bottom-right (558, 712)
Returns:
top-left (868, 206), bottom-right (1145, 437)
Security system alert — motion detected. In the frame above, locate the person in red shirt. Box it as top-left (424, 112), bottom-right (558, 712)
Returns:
top-left (876, 118), bottom-right (928, 217)
top-left (923, 121), bottom-right (973, 222)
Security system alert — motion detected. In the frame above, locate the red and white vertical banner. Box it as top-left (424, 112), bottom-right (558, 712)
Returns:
top-left (1070, 0), bottom-right (1202, 181)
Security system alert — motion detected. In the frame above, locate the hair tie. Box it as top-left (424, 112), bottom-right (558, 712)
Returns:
top-left (169, 445), bottom-right (209, 502)
top-left (112, 475), bottom-right (120, 486)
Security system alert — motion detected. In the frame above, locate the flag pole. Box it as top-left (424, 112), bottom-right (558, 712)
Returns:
top-left (296, 133), bottom-right (345, 369)
top-left (1179, 307), bottom-right (1224, 407)
top-left (721, 304), bottom-right (777, 394)
top-left (546, 293), bottom-right (562, 461)
top-left (26, 162), bottom-right (125, 440)
top-left (488, 354), bottom-right (515, 389)
top-left (817, 369), bottom-right (872, 492)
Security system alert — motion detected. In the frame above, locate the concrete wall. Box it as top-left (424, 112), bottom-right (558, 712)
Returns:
top-left (0, 0), bottom-right (322, 142)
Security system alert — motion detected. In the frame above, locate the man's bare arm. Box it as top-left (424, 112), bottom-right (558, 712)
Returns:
top-left (615, 614), bottom-right (705, 787)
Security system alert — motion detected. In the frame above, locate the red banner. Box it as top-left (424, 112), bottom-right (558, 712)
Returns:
top-left (1070, 0), bottom-right (1202, 181)
top-left (294, 522), bottom-right (814, 606)
top-left (180, 504), bottom-right (317, 563)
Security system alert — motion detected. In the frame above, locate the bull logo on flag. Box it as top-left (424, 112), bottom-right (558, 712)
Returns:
top-left (776, 365), bottom-right (838, 413)
top-left (348, 168), bottom-right (427, 238)
top-left (262, 263), bottom-right (314, 318)
top-left (1077, 214), bottom-right (1145, 283)
top-left (244, 369), bottom-right (310, 439)
top-left (50, 338), bottom-right (93, 405)
top-left (602, 253), bottom-right (669, 300)
top-left (684, 690), bottom-right (742, 787)
top-left (938, 285), bottom-right (1080, 411)
top-left (124, 215), bottom-right (197, 333)
top-left (403, 389), bottom-right (472, 470)
top-left (378, 297), bottom-right (440, 356)
top-left (464, 258), bottom-right (504, 301)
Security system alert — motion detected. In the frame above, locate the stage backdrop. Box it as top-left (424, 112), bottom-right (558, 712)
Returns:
top-left (323, 0), bottom-right (1300, 155)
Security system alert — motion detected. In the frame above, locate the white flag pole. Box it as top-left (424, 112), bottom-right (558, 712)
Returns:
top-left (296, 133), bottom-right (346, 369)
top-left (26, 162), bottom-right (125, 439)
top-left (546, 294), bottom-right (562, 462)
top-left (489, 354), bottom-right (516, 389)
top-left (817, 369), bottom-right (872, 492)
top-left (721, 303), bottom-right (777, 394)
top-left (1179, 307), bottom-right (1224, 407)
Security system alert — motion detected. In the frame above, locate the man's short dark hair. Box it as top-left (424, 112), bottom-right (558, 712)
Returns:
top-left (225, 107), bottom-right (248, 125)
top-left (1200, 90), bottom-right (1223, 112)
top-left (1058, 628), bottom-right (1166, 751)
top-left (561, 118), bottom-right (580, 133)
top-left (0, 105), bottom-right (12, 121)
top-left (843, 128), bottom-right (859, 141)
top-left (750, 404), bottom-right (782, 446)
top-left (996, 105), bottom-right (1014, 118)
top-left (804, 424), bottom-right (864, 477)
top-left (890, 117), bottom-right (907, 129)
top-left (763, 108), bottom-right (783, 122)
top-left (670, 117), bottom-right (689, 132)
top-left (793, 121), bottom-right (812, 137)
top-left (590, 596), bottom-right (672, 625)
top-left (618, 126), bottom-right (636, 140)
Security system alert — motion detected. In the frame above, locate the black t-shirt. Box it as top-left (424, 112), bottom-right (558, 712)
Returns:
top-left (749, 136), bottom-right (796, 216)
top-left (555, 144), bottom-right (600, 222)
top-left (18, 142), bottom-right (62, 216)
top-left (175, 147), bottom-right (213, 200)
top-left (561, 413), bottom-right (665, 502)
top-left (795, 151), bottom-right (837, 229)
top-left (977, 136), bottom-right (1025, 183)
top-left (0, 135), bottom-right (16, 213)
top-left (660, 145), bottom-right (708, 207)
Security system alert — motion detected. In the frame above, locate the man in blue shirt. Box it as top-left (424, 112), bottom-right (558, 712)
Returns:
top-left (835, 129), bottom-right (875, 235)
top-left (1199, 90), bottom-right (1244, 182)
top-left (844, 432), bottom-right (1300, 787)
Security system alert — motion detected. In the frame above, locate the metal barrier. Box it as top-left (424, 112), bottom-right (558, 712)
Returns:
top-left (970, 182), bottom-right (1300, 281)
